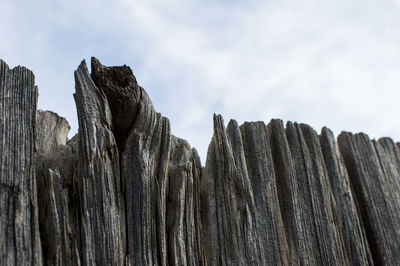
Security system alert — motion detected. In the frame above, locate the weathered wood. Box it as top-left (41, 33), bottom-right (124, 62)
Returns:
top-left (289, 123), bottom-right (347, 265)
top-left (166, 137), bottom-right (204, 266)
top-left (90, 57), bottom-right (204, 265)
top-left (35, 110), bottom-right (80, 266)
top-left (201, 116), bottom-right (290, 265)
top-left (338, 132), bottom-right (400, 265)
top-left (0, 59), bottom-right (42, 265)
top-left (74, 60), bottom-right (124, 265)
top-left (1, 57), bottom-right (400, 265)
top-left (320, 128), bottom-right (373, 265)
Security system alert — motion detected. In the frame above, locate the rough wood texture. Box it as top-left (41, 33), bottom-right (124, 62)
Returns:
top-left (74, 60), bottom-right (124, 265)
top-left (0, 59), bottom-right (42, 265)
top-left (201, 116), bottom-right (290, 265)
top-left (90, 57), bottom-right (203, 265)
top-left (338, 133), bottom-right (400, 265)
top-left (320, 128), bottom-right (373, 265)
top-left (200, 117), bottom-right (375, 265)
top-left (35, 110), bottom-right (80, 266)
top-left (1, 58), bottom-right (400, 265)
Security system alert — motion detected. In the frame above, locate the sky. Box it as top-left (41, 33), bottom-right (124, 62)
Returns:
top-left (1, 0), bottom-right (400, 162)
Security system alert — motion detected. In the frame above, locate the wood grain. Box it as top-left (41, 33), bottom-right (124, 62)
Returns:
top-left (1, 58), bottom-right (399, 265)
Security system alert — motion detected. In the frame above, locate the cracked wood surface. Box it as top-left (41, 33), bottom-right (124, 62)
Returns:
top-left (0, 57), bottom-right (399, 265)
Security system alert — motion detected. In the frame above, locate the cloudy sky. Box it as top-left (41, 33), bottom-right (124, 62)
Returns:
top-left (1, 0), bottom-right (400, 161)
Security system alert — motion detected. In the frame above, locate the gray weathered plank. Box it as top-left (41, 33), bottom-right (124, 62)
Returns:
top-left (74, 60), bottom-right (124, 265)
top-left (338, 132), bottom-right (400, 265)
top-left (320, 127), bottom-right (373, 265)
top-left (35, 110), bottom-right (80, 266)
top-left (1, 57), bottom-right (400, 266)
top-left (0, 59), bottom-right (42, 265)
top-left (201, 115), bottom-right (290, 265)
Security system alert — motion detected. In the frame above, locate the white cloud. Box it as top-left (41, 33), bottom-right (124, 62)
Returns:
top-left (1, 0), bottom-right (400, 161)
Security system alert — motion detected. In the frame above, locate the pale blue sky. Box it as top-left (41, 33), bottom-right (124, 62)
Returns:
top-left (1, 0), bottom-right (400, 161)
